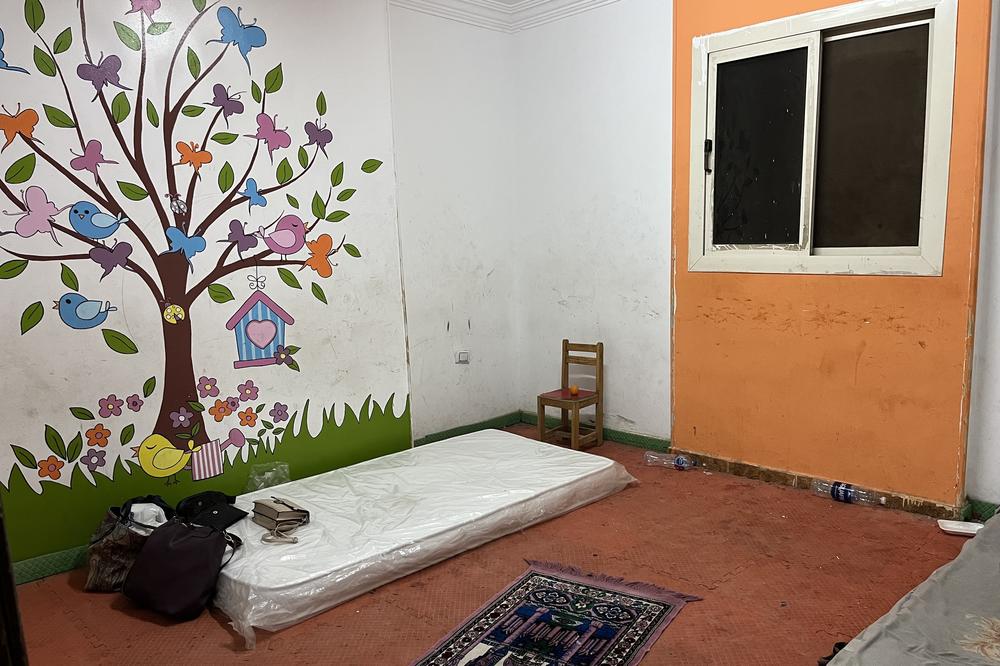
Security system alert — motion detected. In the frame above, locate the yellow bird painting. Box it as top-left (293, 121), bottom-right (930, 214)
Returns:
top-left (132, 434), bottom-right (199, 484)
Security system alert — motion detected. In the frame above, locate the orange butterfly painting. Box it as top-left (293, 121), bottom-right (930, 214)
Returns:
top-left (175, 141), bottom-right (213, 173)
top-left (0, 105), bottom-right (39, 151)
top-left (305, 233), bottom-right (336, 278)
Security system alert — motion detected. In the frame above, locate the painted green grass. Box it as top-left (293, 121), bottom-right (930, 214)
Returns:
top-left (1, 394), bottom-right (410, 562)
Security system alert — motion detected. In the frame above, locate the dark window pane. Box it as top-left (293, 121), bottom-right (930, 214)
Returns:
top-left (712, 47), bottom-right (808, 245)
top-left (813, 25), bottom-right (929, 247)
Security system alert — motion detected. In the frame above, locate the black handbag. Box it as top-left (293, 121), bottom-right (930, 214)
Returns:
top-left (85, 495), bottom-right (174, 593)
top-left (122, 519), bottom-right (242, 621)
top-left (176, 491), bottom-right (247, 531)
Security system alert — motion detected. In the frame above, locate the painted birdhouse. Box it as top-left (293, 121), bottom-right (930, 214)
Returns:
top-left (226, 291), bottom-right (295, 368)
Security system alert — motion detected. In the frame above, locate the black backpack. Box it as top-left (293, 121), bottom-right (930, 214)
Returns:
top-left (122, 519), bottom-right (241, 621)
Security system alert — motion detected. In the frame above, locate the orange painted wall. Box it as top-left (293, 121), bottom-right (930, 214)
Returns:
top-left (671, 0), bottom-right (992, 507)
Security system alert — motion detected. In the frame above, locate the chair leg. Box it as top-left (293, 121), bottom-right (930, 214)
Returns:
top-left (561, 407), bottom-right (569, 434)
top-left (537, 398), bottom-right (545, 443)
top-left (571, 406), bottom-right (580, 451)
top-left (595, 402), bottom-right (604, 446)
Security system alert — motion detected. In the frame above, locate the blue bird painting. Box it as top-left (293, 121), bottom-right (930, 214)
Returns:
top-left (68, 201), bottom-right (127, 240)
top-left (54, 293), bottom-right (117, 330)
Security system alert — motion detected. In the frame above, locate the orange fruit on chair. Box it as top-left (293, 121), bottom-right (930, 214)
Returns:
top-left (569, 385), bottom-right (580, 396)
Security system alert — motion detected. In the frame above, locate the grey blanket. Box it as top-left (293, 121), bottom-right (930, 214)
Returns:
top-left (833, 517), bottom-right (1000, 665)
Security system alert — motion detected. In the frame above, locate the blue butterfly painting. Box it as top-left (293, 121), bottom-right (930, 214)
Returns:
top-left (0, 27), bottom-right (29, 75)
top-left (208, 7), bottom-right (266, 71)
top-left (238, 178), bottom-right (267, 212)
top-left (165, 227), bottom-right (207, 271)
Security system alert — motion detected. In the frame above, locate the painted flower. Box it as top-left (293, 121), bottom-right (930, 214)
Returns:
top-left (208, 399), bottom-right (232, 423)
top-left (126, 393), bottom-right (143, 412)
top-left (86, 424), bottom-right (111, 447)
top-left (98, 394), bottom-right (124, 418)
top-left (274, 345), bottom-right (292, 365)
top-left (127, 0), bottom-right (161, 20)
top-left (37, 455), bottom-right (65, 481)
top-left (239, 408), bottom-right (258, 427)
top-left (237, 380), bottom-right (259, 402)
top-left (226, 396), bottom-right (241, 411)
top-left (197, 376), bottom-right (220, 399)
top-left (269, 402), bottom-right (288, 423)
top-left (80, 448), bottom-right (107, 473)
top-left (170, 407), bottom-right (194, 429)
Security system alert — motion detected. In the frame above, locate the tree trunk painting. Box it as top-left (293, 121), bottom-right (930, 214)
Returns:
top-left (0, 0), bottom-right (383, 484)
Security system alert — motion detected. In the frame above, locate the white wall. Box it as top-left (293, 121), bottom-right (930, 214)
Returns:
top-left (389, 7), bottom-right (520, 438)
top-left (513, 0), bottom-right (673, 438)
top-left (967, 0), bottom-right (1000, 503)
top-left (390, 0), bottom-right (673, 440)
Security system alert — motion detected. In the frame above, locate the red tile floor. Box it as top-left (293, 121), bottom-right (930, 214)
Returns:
top-left (16, 424), bottom-right (964, 665)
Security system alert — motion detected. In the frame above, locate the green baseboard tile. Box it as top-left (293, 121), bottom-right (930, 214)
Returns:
top-left (517, 411), bottom-right (670, 452)
top-left (965, 498), bottom-right (999, 522)
top-left (14, 545), bottom-right (87, 584)
top-left (413, 412), bottom-right (523, 447)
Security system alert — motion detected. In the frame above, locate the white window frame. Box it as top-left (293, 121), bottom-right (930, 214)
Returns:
top-left (688, 0), bottom-right (957, 276)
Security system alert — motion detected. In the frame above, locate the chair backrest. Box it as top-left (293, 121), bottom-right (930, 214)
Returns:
top-left (561, 339), bottom-right (604, 398)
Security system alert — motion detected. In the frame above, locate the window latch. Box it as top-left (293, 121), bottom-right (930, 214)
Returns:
top-left (704, 139), bottom-right (713, 174)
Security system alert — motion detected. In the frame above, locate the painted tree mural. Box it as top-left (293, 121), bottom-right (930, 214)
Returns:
top-left (0, 0), bottom-right (382, 481)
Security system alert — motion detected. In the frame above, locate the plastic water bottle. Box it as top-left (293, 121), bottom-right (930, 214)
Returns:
top-left (812, 479), bottom-right (886, 506)
top-left (644, 451), bottom-right (698, 470)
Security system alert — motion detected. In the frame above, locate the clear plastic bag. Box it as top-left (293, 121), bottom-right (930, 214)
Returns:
top-left (244, 462), bottom-right (291, 492)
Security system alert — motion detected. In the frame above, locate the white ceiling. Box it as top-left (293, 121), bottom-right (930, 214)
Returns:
top-left (389, 0), bottom-right (623, 33)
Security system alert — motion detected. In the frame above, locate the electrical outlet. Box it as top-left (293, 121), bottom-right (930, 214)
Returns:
top-left (456, 351), bottom-right (470, 365)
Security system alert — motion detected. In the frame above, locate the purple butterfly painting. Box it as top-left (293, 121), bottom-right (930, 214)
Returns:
top-left (89, 241), bottom-right (133, 280)
top-left (224, 219), bottom-right (258, 256)
top-left (126, 0), bottom-right (160, 20)
top-left (70, 140), bottom-right (118, 182)
top-left (77, 54), bottom-right (131, 101)
top-left (245, 113), bottom-right (291, 163)
top-left (304, 119), bottom-right (333, 157)
top-left (207, 84), bottom-right (244, 127)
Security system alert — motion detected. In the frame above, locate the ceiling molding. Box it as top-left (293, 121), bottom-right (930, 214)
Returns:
top-left (389, 0), bottom-right (623, 33)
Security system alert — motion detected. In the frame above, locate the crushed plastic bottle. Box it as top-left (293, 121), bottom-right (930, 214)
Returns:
top-left (812, 479), bottom-right (886, 506)
top-left (644, 450), bottom-right (699, 470)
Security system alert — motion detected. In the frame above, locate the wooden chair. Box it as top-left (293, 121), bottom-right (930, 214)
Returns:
top-left (536, 340), bottom-right (604, 450)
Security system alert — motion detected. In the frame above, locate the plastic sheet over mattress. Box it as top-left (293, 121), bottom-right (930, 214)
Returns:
top-left (215, 429), bottom-right (636, 647)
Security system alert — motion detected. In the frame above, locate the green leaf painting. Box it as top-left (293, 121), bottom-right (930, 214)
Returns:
top-left (181, 105), bottom-right (205, 117)
top-left (0, 260), bottom-right (28, 279)
top-left (142, 377), bottom-right (156, 398)
top-left (44, 425), bottom-right (66, 459)
top-left (316, 91), bottom-right (327, 116)
top-left (337, 189), bottom-right (356, 202)
top-left (187, 47), bottom-right (201, 79)
top-left (276, 158), bottom-right (293, 185)
top-left (362, 159), bottom-right (383, 173)
top-left (251, 80), bottom-right (262, 104)
top-left (118, 181), bottom-right (149, 201)
top-left (277, 268), bottom-right (301, 289)
top-left (11, 445), bottom-right (37, 469)
top-left (120, 424), bottom-right (135, 447)
top-left (114, 21), bottom-right (141, 51)
top-left (311, 192), bottom-right (327, 219)
top-left (147, 21), bottom-right (171, 35)
top-left (20, 301), bottom-right (43, 334)
top-left (344, 244), bottom-right (362, 258)
top-left (60, 263), bottom-right (78, 291)
top-left (53, 27), bottom-right (72, 54)
top-left (5, 154), bottom-right (35, 184)
top-left (24, 0), bottom-right (44, 33)
top-left (69, 407), bottom-right (95, 421)
top-left (218, 162), bottom-right (235, 192)
top-left (311, 283), bottom-right (328, 304)
top-left (32, 46), bottom-right (56, 76)
top-left (146, 100), bottom-right (160, 127)
top-left (331, 162), bottom-right (344, 187)
top-left (326, 210), bottom-right (349, 223)
top-left (264, 63), bottom-right (283, 93)
top-left (66, 433), bottom-right (83, 464)
top-left (212, 132), bottom-right (238, 145)
top-left (102, 329), bottom-right (139, 355)
top-left (43, 104), bottom-right (75, 129)
top-left (112, 91), bottom-right (131, 123)
top-left (208, 283), bottom-right (235, 303)
top-left (286, 194), bottom-right (300, 209)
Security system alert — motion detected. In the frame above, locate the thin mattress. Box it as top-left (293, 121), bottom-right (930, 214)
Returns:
top-left (215, 428), bottom-right (636, 646)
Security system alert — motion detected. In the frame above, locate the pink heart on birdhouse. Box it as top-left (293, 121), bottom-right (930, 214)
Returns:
top-left (245, 319), bottom-right (277, 349)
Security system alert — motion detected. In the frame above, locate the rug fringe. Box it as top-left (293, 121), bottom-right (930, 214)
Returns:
top-left (525, 560), bottom-right (702, 603)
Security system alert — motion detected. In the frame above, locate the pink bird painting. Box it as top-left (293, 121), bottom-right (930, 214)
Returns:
top-left (70, 140), bottom-right (118, 182)
top-left (2, 186), bottom-right (69, 244)
top-left (259, 214), bottom-right (306, 257)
